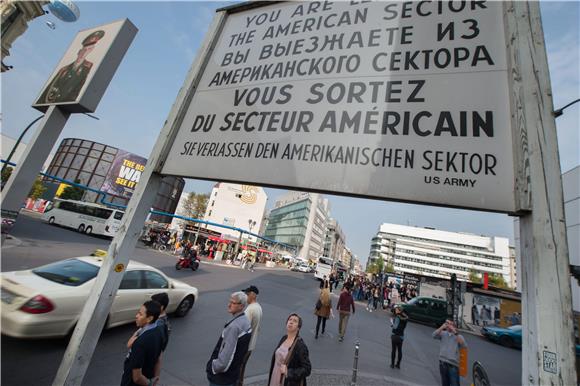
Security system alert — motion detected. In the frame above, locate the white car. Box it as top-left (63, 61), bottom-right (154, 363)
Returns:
top-left (1, 256), bottom-right (198, 339)
top-left (291, 262), bottom-right (311, 273)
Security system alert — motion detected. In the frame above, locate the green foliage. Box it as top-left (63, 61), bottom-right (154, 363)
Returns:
top-left (469, 269), bottom-right (482, 283)
top-left (385, 260), bottom-right (395, 273)
top-left (1, 166), bottom-right (13, 185)
top-left (182, 192), bottom-right (210, 222)
top-left (28, 177), bottom-right (47, 200)
top-left (366, 257), bottom-right (387, 274)
top-left (489, 273), bottom-right (510, 289)
top-left (59, 179), bottom-right (84, 200)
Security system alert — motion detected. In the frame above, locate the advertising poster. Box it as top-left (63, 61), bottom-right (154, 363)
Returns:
top-left (100, 151), bottom-right (146, 198)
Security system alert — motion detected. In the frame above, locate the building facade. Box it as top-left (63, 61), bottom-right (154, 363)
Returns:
top-left (323, 218), bottom-right (346, 264)
top-left (44, 138), bottom-right (184, 223)
top-left (369, 223), bottom-right (511, 284)
top-left (264, 191), bottom-right (330, 261)
top-left (202, 183), bottom-right (267, 241)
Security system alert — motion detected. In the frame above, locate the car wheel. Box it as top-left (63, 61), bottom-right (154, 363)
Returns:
top-left (174, 295), bottom-right (194, 317)
top-left (85, 226), bottom-right (93, 235)
top-left (499, 335), bottom-right (513, 348)
top-left (48, 216), bottom-right (55, 224)
top-left (78, 224), bottom-right (85, 233)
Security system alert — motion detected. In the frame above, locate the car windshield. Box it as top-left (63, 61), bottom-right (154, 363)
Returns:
top-left (32, 259), bottom-right (99, 287)
top-left (508, 325), bottom-right (522, 331)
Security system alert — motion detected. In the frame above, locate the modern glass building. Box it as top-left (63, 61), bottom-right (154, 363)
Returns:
top-left (265, 192), bottom-right (330, 260)
top-left (44, 138), bottom-right (184, 223)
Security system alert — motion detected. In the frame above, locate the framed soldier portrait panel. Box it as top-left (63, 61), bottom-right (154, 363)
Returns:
top-left (33, 19), bottom-right (137, 113)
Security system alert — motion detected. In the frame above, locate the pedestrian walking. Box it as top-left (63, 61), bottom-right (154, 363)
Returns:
top-left (432, 319), bottom-right (467, 386)
top-left (372, 286), bottom-right (380, 311)
top-left (390, 306), bottom-right (408, 369)
top-left (238, 286), bottom-right (263, 386)
top-left (121, 300), bottom-right (163, 386)
top-left (314, 287), bottom-right (333, 339)
top-left (206, 292), bottom-right (252, 386)
top-left (366, 285), bottom-right (374, 312)
top-left (319, 275), bottom-right (329, 290)
top-left (268, 313), bottom-right (311, 386)
top-left (336, 285), bottom-right (355, 342)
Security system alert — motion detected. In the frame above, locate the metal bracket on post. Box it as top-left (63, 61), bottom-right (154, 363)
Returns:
top-left (351, 340), bottom-right (360, 386)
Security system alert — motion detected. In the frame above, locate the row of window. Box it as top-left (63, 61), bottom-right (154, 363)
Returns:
top-left (55, 201), bottom-right (122, 220)
top-left (393, 261), bottom-right (468, 280)
top-left (396, 248), bottom-right (504, 270)
top-left (378, 234), bottom-right (504, 261)
top-left (381, 232), bottom-right (494, 253)
top-left (394, 254), bottom-right (502, 274)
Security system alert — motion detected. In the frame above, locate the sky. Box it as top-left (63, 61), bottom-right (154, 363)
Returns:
top-left (2, 1), bottom-right (579, 266)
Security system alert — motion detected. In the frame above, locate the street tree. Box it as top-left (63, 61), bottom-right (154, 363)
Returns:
top-left (469, 269), bottom-right (482, 283)
top-left (28, 176), bottom-right (47, 200)
top-left (181, 192), bottom-right (209, 222)
top-left (489, 273), bottom-right (510, 289)
top-left (1, 166), bottom-right (13, 186)
top-left (59, 179), bottom-right (84, 200)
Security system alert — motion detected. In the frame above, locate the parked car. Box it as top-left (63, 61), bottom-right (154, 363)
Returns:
top-left (1, 256), bottom-right (198, 339)
top-left (395, 296), bottom-right (449, 326)
top-left (481, 324), bottom-right (522, 348)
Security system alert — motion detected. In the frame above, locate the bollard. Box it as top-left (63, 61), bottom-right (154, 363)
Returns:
top-left (351, 340), bottom-right (360, 386)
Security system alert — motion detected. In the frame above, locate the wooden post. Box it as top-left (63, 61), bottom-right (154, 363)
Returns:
top-left (52, 11), bottom-right (227, 385)
top-left (504, 2), bottom-right (576, 384)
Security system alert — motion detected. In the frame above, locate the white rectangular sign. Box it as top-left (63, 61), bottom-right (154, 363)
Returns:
top-left (162, 1), bottom-right (516, 213)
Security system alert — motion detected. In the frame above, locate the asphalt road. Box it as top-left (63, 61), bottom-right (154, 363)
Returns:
top-left (1, 213), bottom-right (522, 386)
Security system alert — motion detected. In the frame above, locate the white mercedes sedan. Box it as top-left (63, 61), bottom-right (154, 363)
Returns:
top-left (1, 256), bottom-right (198, 339)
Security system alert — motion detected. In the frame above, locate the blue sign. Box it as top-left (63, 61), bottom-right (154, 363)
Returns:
top-left (48, 0), bottom-right (80, 22)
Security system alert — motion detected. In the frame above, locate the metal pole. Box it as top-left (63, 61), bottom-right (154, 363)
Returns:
top-left (351, 340), bottom-right (360, 386)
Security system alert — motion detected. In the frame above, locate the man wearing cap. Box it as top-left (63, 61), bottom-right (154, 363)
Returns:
top-left (237, 285), bottom-right (262, 386)
top-left (37, 29), bottom-right (105, 104)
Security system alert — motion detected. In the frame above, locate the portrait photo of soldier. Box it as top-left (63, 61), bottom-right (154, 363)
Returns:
top-left (36, 30), bottom-right (105, 104)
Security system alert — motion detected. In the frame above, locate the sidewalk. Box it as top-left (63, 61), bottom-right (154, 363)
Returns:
top-left (244, 369), bottom-right (421, 386)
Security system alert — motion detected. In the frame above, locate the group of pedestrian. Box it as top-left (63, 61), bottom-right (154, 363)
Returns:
top-left (207, 286), bottom-right (311, 386)
top-left (120, 281), bottom-right (465, 386)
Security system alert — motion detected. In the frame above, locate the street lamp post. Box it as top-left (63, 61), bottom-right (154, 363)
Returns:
top-left (1, 112), bottom-right (99, 187)
top-left (1, 115), bottom-right (44, 177)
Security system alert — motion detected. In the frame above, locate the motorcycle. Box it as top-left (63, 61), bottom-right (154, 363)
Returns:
top-left (175, 255), bottom-right (200, 271)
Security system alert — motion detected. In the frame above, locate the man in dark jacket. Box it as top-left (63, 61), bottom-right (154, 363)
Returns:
top-left (336, 285), bottom-right (355, 342)
top-left (207, 291), bottom-right (252, 386)
top-left (121, 301), bottom-right (163, 386)
top-left (390, 306), bottom-right (409, 369)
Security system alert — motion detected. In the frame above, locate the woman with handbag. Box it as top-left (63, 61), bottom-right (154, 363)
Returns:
top-left (268, 313), bottom-right (311, 386)
top-left (314, 288), bottom-right (332, 339)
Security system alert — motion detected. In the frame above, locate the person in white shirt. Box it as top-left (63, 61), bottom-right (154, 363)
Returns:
top-left (238, 285), bottom-right (263, 386)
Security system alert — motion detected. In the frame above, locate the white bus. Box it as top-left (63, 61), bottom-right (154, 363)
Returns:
top-left (42, 199), bottom-right (124, 237)
top-left (314, 256), bottom-right (333, 281)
